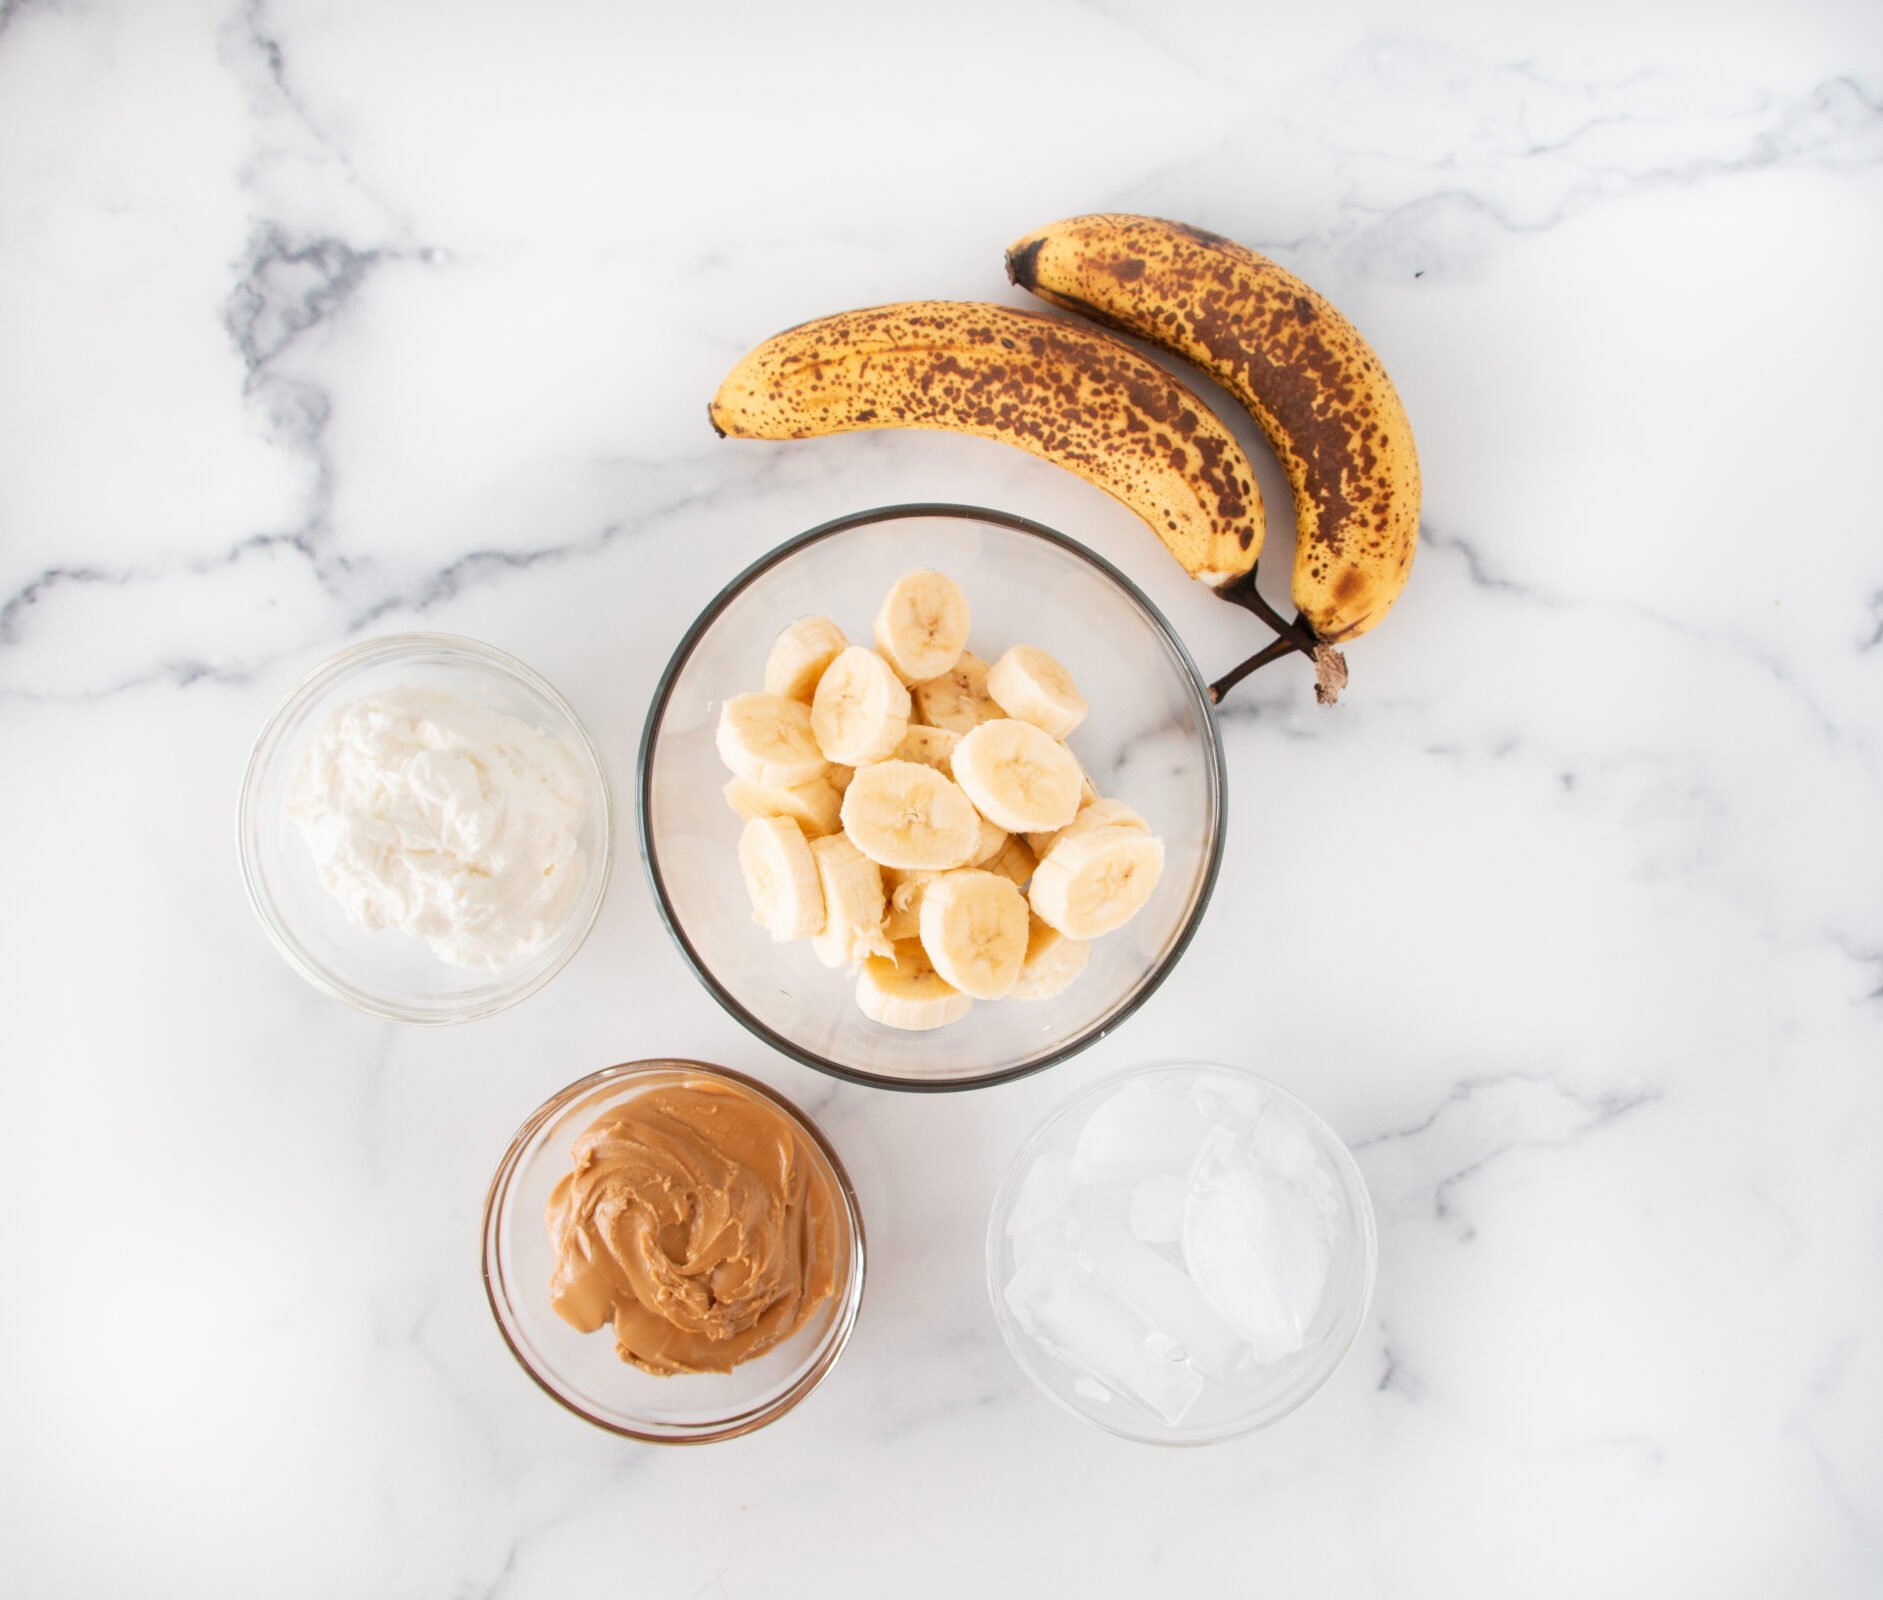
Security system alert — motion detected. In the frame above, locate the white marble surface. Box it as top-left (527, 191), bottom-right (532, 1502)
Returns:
top-left (3, 0), bottom-right (1880, 1593)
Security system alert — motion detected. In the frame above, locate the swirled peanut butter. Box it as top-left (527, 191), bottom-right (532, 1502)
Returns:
top-left (545, 1079), bottom-right (839, 1375)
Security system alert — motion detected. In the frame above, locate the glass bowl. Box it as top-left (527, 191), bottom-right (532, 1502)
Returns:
top-left (238, 633), bottom-right (613, 1024)
top-left (638, 504), bottom-right (1226, 1091)
top-left (986, 1061), bottom-right (1377, 1445)
top-left (482, 1061), bottom-right (866, 1443)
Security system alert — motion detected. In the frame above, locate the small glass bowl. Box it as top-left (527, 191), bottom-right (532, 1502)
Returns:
top-left (238, 633), bottom-right (613, 1024)
top-left (482, 1061), bottom-right (866, 1443)
top-left (986, 1061), bottom-right (1377, 1445)
top-left (639, 504), bottom-right (1227, 1092)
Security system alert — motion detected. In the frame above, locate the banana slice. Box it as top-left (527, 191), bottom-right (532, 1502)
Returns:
top-left (911, 650), bottom-right (997, 734)
top-left (918, 868), bottom-right (1030, 1000)
top-left (988, 645), bottom-right (1087, 739)
top-left (807, 833), bottom-right (892, 970)
top-left (983, 833), bottom-right (1037, 891)
top-left (874, 570), bottom-right (971, 684)
top-left (1068, 745), bottom-right (1101, 805)
top-left (856, 940), bottom-right (973, 1031)
top-left (968, 812), bottom-right (1008, 867)
top-left (892, 723), bottom-right (961, 775)
top-left (827, 764), bottom-right (855, 794)
top-left (717, 693), bottom-right (829, 788)
top-left (1012, 915), bottom-right (1091, 1000)
top-left (1027, 797), bottom-right (1148, 860)
top-left (882, 866), bottom-right (938, 941)
top-left (1028, 824), bottom-right (1165, 939)
top-left (950, 719), bottom-right (1083, 833)
top-left (737, 816), bottom-right (825, 940)
top-left (840, 759), bottom-right (982, 870)
top-left (764, 614), bottom-right (848, 703)
top-left (812, 646), bottom-right (911, 766)
top-left (723, 773), bottom-right (844, 838)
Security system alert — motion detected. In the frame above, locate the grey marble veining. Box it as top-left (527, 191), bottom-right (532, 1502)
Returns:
top-left (2, 1), bottom-right (1880, 1595)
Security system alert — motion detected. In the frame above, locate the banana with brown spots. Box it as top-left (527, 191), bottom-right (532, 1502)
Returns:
top-left (708, 301), bottom-right (1264, 590)
top-left (1008, 215), bottom-right (1421, 692)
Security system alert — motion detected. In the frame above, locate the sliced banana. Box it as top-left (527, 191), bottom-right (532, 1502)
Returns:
top-left (764, 614), bottom-right (848, 703)
top-left (1012, 915), bottom-right (1091, 1000)
top-left (807, 833), bottom-right (892, 970)
top-left (882, 866), bottom-right (938, 941)
top-left (1027, 796), bottom-right (1148, 860)
top-left (911, 649), bottom-right (998, 734)
top-left (874, 569), bottom-right (971, 684)
top-left (1028, 824), bottom-right (1165, 939)
top-left (988, 644), bottom-right (1088, 739)
top-left (856, 939), bottom-right (973, 1031)
top-left (716, 693), bottom-right (829, 788)
top-left (723, 773), bottom-right (844, 838)
top-left (811, 646), bottom-right (911, 766)
top-left (950, 718), bottom-right (1083, 834)
top-left (827, 763), bottom-right (855, 794)
top-left (840, 759), bottom-right (983, 870)
top-left (737, 816), bottom-right (825, 940)
top-left (918, 868), bottom-right (1030, 1000)
top-left (892, 723), bottom-right (961, 775)
top-left (983, 833), bottom-right (1037, 891)
top-left (968, 812), bottom-right (1008, 867)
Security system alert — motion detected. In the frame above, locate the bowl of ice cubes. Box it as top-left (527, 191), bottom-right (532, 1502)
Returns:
top-left (987, 1061), bottom-right (1377, 1443)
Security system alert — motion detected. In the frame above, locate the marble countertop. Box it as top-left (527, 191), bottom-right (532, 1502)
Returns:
top-left (3, 1), bottom-right (1879, 1594)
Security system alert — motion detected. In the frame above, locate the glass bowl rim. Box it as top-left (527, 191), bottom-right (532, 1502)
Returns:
top-left (636, 501), bottom-right (1228, 1094)
top-left (480, 1058), bottom-right (867, 1444)
top-left (237, 630), bottom-right (616, 1025)
top-left (984, 1057), bottom-right (1380, 1446)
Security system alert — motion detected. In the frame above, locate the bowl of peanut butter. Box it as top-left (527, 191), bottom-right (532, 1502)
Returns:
top-left (482, 1060), bottom-right (865, 1442)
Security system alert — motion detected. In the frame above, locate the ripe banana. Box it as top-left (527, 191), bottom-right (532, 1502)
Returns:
top-left (1008, 213), bottom-right (1421, 660)
top-left (982, 833), bottom-right (1037, 891)
top-left (856, 940), bottom-right (973, 1031)
top-left (1026, 796), bottom-right (1148, 862)
top-left (987, 645), bottom-right (1087, 740)
top-left (839, 758), bottom-right (983, 871)
top-left (951, 719), bottom-right (1083, 834)
top-left (918, 868), bottom-right (1030, 1000)
top-left (765, 614), bottom-right (847, 702)
top-left (911, 649), bottom-right (997, 735)
top-left (882, 867), bottom-right (937, 941)
top-left (723, 772), bottom-right (844, 838)
top-left (811, 646), bottom-right (910, 766)
top-left (738, 816), bottom-right (824, 941)
top-left (1012, 916), bottom-right (1091, 1001)
top-left (891, 723), bottom-right (960, 776)
top-left (1030, 823), bottom-right (1165, 939)
top-left (708, 302), bottom-right (1264, 589)
top-left (807, 833), bottom-right (892, 971)
top-left (717, 693), bottom-right (829, 788)
top-left (874, 570), bottom-right (971, 684)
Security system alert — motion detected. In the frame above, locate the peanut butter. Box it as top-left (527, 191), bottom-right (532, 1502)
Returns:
top-left (545, 1079), bottom-right (839, 1375)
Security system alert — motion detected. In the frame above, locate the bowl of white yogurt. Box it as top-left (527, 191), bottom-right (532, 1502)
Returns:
top-left (987, 1061), bottom-right (1376, 1444)
top-left (239, 633), bottom-right (613, 1023)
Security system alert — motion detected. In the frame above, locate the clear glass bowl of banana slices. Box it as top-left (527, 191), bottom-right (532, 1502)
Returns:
top-left (639, 505), bottom-right (1226, 1091)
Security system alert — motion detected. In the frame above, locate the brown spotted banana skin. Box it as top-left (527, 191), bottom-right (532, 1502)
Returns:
top-left (708, 301), bottom-right (1264, 588)
top-left (1007, 215), bottom-right (1421, 645)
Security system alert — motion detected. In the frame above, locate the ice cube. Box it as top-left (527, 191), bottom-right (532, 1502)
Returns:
top-left (1004, 1248), bottom-right (1206, 1425)
top-left (1128, 1174), bottom-right (1186, 1244)
top-left (1070, 1077), bottom-right (1213, 1183)
top-left (1181, 1125), bottom-right (1334, 1364)
top-left (1080, 1226), bottom-right (1248, 1380)
top-left (1006, 1149), bottom-right (1075, 1236)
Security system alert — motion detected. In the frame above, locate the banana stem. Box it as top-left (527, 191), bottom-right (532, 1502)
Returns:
top-left (1216, 570), bottom-right (1320, 657)
top-left (1208, 635), bottom-right (1301, 703)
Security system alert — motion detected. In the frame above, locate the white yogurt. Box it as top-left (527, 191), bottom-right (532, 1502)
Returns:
top-left (286, 686), bottom-right (587, 969)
